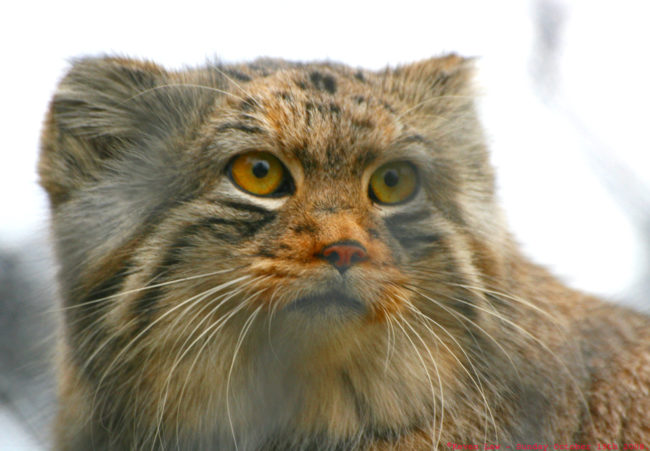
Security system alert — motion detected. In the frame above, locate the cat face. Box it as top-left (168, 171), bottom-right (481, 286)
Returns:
top-left (40, 55), bottom-right (508, 444)
top-left (196, 68), bottom-right (436, 320)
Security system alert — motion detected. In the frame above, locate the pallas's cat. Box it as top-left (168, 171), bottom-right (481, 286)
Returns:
top-left (39, 55), bottom-right (650, 449)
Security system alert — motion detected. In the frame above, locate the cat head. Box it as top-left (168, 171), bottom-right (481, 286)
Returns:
top-left (40, 55), bottom-right (512, 438)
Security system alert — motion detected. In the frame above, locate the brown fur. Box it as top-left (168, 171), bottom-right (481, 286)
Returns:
top-left (39, 55), bottom-right (649, 450)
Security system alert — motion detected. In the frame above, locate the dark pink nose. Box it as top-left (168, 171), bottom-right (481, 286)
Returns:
top-left (319, 241), bottom-right (368, 273)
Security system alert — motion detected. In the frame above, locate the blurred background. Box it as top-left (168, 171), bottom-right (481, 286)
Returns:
top-left (1, 0), bottom-right (648, 448)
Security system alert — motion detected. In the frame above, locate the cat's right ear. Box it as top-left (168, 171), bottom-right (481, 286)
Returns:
top-left (384, 54), bottom-right (476, 117)
top-left (39, 57), bottom-right (216, 206)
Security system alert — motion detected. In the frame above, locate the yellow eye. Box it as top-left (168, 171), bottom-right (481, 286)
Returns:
top-left (369, 161), bottom-right (418, 204)
top-left (229, 151), bottom-right (290, 196)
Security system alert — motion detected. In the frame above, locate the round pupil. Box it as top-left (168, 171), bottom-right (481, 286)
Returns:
top-left (252, 160), bottom-right (270, 178)
top-left (383, 169), bottom-right (399, 187)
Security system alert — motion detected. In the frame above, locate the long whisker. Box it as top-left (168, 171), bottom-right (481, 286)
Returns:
top-left (154, 276), bottom-right (267, 435)
top-left (50, 267), bottom-right (241, 313)
top-left (404, 283), bottom-right (521, 380)
top-left (226, 304), bottom-right (263, 451)
top-left (397, 310), bottom-right (446, 450)
top-left (411, 277), bottom-right (590, 439)
top-left (90, 274), bottom-right (250, 377)
top-left (403, 299), bottom-right (498, 445)
top-left (265, 285), bottom-right (283, 363)
top-left (171, 295), bottom-right (251, 444)
top-left (391, 312), bottom-right (439, 449)
top-left (447, 295), bottom-right (595, 433)
top-left (151, 287), bottom-right (251, 445)
top-left (61, 269), bottom-right (242, 363)
top-left (382, 308), bottom-right (397, 373)
top-left (88, 275), bottom-right (252, 419)
top-left (172, 289), bottom-right (266, 442)
top-left (165, 276), bottom-right (268, 359)
top-left (449, 281), bottom-right (560, 323)
top-left (404, 265), bottom-right (561, 323)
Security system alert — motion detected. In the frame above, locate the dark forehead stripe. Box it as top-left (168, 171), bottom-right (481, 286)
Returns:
top-left (216, 122), bottom-right (264, 134)
top-left (323, 143), bottom-right (348, 173)
top-left (303, 101), bottom-right (341, 128)
top-left (290, 147), bottom-right (318, 174)
top-left (309, 71), bottom-right (337, 94)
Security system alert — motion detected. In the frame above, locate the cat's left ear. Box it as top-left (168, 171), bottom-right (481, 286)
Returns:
top-left (39, 56), bottom-right (221, 207)
top-left (384, 54), bottom-right (476, 114)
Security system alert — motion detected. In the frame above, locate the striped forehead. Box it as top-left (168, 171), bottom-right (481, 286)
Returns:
top-left (221, 68), bottom-right (401, 178)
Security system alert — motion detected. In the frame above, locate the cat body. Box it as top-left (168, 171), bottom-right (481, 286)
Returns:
top-left (39, 55), bottom-right (649, 450)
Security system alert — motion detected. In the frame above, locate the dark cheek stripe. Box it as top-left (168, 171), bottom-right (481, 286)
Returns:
top-left (67, 263), bottom-right (132, 380)
top-left (384, 210), bottom-right (432, 229)
top-left (130, 232), bottom-right (197, 328)
top-left (384, 209), bottom-right (442, 257)
top-left (77, 264), bottom-right (133, 307)
top-left (200, 215), bottom-right (277, 238)
top-left (130, 205), bottom-right (277, 329)
top-left (216, 122), bottom-right (264, 134)
top-left (396, 234), bottom-right (441, 248)
top-left (130, 226), bottom-right (204, 333)
top-left (220, 200), bottom-right (273, 215)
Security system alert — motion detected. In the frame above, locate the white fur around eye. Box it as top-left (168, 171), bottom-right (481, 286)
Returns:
top-left (221, 180), bottom-right (289, 210)
top-left (372, 188), bottom-right (427, 218)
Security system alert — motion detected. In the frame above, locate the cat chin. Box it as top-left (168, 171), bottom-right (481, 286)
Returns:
top-left (286, 289), bottom-right (366, 315)
top-left (274, 293), bottom-right (366, 347)
top-left (264, 294), bottom-right (369, 353)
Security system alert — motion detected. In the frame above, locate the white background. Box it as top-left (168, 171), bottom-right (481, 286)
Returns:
top-left (1, 1), bottom-right (649, 448)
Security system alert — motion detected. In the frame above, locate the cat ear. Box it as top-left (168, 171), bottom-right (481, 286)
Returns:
top-left (39, 57), bottom-right (216, 206)
top-left (39, 57), bottom-right (168, 205)
top-left (386, 54), bottom-right (476, 115)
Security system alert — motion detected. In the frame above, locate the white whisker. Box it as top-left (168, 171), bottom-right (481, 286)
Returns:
top-left (392, 312), bottom-right (439, 449)
top-left (226, 304), bottom-right (263, 451)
